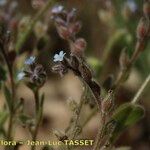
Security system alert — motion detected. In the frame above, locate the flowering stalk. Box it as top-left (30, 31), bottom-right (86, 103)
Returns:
top-left (113, 3), bottom-right (150, 90)
top-left (31, 88), bottom-right (44, 150)
top-left (132, 73), bottom-right (150, 104)
top-left (17, 56), bottom-right (46, 150)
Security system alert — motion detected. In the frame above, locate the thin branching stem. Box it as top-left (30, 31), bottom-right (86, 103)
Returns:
top-left (31, 88), bottom-right (43, 150)
top-left (132, 73), bottom-right (150, 104)
top-left (0, 46), bottom-right (15, 142)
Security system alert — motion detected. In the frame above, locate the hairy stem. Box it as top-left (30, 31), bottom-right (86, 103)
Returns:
top-left (72, 84), bottom-right (87, 140)
top-left (132, 73), bottom-right (150, 104)
top-left (0, 47), bottom-right (15, 143)
top-left (31, 89), bottom-right (43, 150)
top-left (93, 115), bottom-right (106, 150)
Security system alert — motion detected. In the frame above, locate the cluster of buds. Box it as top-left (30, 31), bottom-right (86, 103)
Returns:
top-left (52, 6), bottom-right (101, 109)
top-left (18, 56), bottom-right (46, 87)
top-left (52, 50), bottom-right (101, 107)
top-left (51, 6), bottom-right (86, 57)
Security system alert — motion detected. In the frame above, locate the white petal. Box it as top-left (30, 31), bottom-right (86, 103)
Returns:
top-left (59, 51), bottom-right (64, 55)
top-left (54, 54), bottom-right (59, 59)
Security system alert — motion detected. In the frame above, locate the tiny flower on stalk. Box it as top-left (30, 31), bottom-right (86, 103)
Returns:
top-left (51, 5), bottom-right (64, 14)
top-left (25, 56), bottom-right (36, 65)
top-left (53, 51), bottom-right (66, 62)
top-left (18, 56), bottom-right (46, 87)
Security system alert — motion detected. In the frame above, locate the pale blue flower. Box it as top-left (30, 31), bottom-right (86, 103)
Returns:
top-left (51, 5), bottom-right (64, 14)
top-left (126, 0), bottom-right (137, 12)
top-left (17, 72), bottom-right (25, 81)
top-left (53, 51), bottom-right (66, 62)
top-left (25, 56), bottom-right (36, 65)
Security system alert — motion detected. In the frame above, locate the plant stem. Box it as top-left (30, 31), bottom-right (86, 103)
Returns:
top-left (72, 84), bottom-right (87, 140)
top-left (132, 73), bottom-right (150, 104)
top-left (93, 115), bottom-right (106, 150)
top-left (0, 46), bottom-right (15, 142)
top-left (31, 88), bottom-right (43, 150)
top-left (16, 0), bottom-right (55, 52)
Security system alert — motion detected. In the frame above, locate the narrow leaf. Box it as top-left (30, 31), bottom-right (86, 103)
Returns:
top-left (109, 103), bottom-right (145, 144)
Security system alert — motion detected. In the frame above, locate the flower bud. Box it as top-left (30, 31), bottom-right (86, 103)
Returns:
top-left (69, 22), bottom-right (82, 34)
top-left (57, 26), bottom-right (71, 40)
top-left (67, 8), bottom-right (77, 22)
top-left (136, 17), bottom-right (149, 40)
top-left (70, 38), bottom-right (87, 57)
top-left (55, 17), bottom-right (66, 26)
top-left (52, 63), bottom-right (68, 77)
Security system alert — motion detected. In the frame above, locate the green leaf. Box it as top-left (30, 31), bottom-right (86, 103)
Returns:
top-left (109, 103), bottom-right (145, 144)
top-left (125, 105), bottom-right (144, 126)
top-left (4, 85), bottom-right (12, 111)
top-left (0, 65), bottom-right (6, 81)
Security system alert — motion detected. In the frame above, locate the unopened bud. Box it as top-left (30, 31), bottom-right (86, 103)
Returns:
top-left (70, 38), bottom-right (87, 57)
top-left (136, 17), bottom-right (149, 40)
top-left (69, 22), bottom-right (81, 34)
top-left (57, 26), bottom-right (71, 40)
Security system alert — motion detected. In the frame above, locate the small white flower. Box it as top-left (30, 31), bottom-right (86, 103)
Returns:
top-left (53, 51), bottom-right (66, 62)
top-left (126, 0), bottom-right (137, 12)
top-left (25, 56), bottom-right (36, 65)
top-left (17, 72), bottom-right (25, 81)
top-left (51, 5), bottom-right (64, 14)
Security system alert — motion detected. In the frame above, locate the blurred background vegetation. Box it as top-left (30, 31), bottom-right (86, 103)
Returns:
top-left (0, 0), bottom-right (150, 150)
